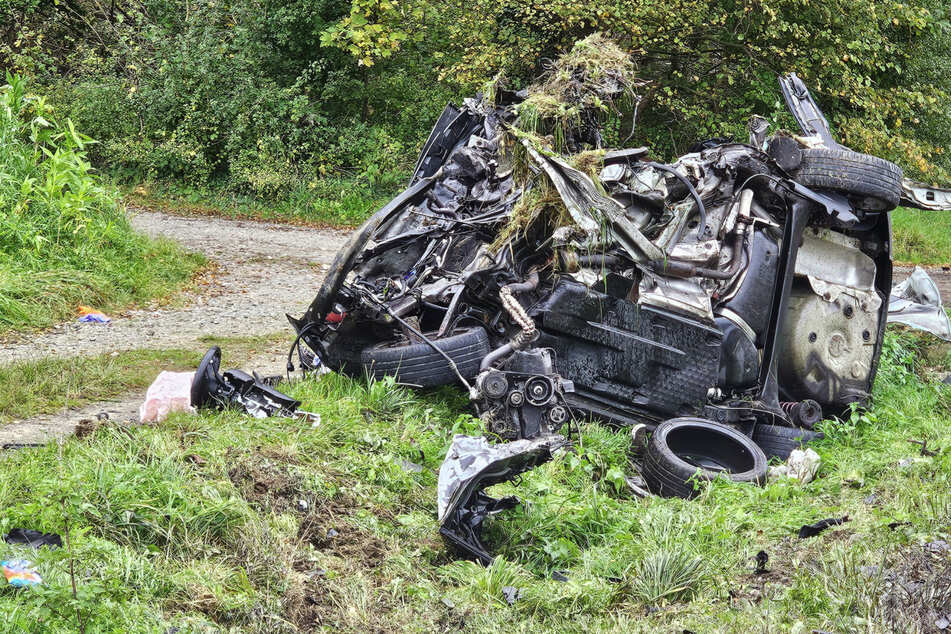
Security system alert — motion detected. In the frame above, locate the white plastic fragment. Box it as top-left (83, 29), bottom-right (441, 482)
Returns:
top-left (139, 371), bottom-right (196, 423)
top-left (768, 448), bottom-right (821, 484)
top-left (888, 266), bottom-right (951, 341)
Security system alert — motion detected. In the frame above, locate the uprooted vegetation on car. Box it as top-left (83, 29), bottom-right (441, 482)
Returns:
top-left (0, 330), bottom-right (949, 631)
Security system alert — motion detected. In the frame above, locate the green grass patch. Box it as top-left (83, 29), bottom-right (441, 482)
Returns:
top-left (891, 206), bottom-right (951, 266)
top-left (0, 333), bottom-right (289, 422)
top-left (123, 173), bottom-right (406, 229)
top-left (0, 329), bottom-right (949, 631)
top-left (0, 75), bottom-right (203, 332)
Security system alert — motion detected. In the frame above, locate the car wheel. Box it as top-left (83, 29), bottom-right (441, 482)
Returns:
top-left (795, 148), bottom-right (903, 211)
top-left (642, 417), bottom-right (768, 498)
top-left (360, 327), bottom-right (491, 387)
top-left (752, 424), bottom-right (823, 461)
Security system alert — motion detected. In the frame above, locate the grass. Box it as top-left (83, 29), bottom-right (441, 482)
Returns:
top-left (122, 173), bottom-right (406, 229)
top-left (0, 327), bottom-right (948, 631)
top-left (892, 207), bottom-right (951, 266)
top-left (0, 333), bottom-right (290, 423)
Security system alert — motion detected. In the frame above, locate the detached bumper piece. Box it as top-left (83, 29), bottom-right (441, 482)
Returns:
top-left (437, 434), bottom-right (567, 564)
top-left (191, 346), bottom-right (301, 418)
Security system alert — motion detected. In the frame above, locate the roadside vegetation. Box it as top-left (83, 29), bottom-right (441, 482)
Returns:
top-left (6, 0), bottom-right (951, 206)
top-left (0, 75), bottom-right (202, 332)
top-left (0, 328), bottom-right (948, 631)
top-left (892, 208), bottom-right (951, 266)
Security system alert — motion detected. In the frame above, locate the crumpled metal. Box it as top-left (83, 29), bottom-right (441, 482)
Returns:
top-left (437, 434), bottom-right (567, 564)
top-left (888, 266), bottom-right (951, 341)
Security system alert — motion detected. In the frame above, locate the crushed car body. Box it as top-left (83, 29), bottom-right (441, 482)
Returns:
top-left (286, 43), bottom-right (951, 563)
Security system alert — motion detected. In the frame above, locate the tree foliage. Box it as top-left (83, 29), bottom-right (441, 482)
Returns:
top-left (3, 0), bottom-right (950, 196)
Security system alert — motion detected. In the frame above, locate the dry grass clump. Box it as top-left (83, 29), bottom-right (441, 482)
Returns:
top-left (515, 33), bottom-right (646, 153)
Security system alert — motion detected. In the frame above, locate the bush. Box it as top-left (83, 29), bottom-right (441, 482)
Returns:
top-left (0, 73), bottom-right (202, 331)
top-left (5, 0), bottom-right (951, 208)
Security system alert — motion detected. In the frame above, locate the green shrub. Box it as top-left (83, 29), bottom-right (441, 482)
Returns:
top-left (0, 73), bottom-right (202, 331)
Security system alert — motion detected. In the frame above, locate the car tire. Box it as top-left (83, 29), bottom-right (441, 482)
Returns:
top-left (752, 424), bottom-right (823, 461)
top-left (642, 417), bottom-right (768, 498)
top-left (360, 327), bottom-right (491, 387)
top-left (795, 148), bottom-right (903, 211)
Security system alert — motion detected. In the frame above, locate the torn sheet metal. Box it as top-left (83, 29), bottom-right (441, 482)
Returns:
top-left (901, 178), bottom-right (951, 211)
top-left (437, 434), bottom-right (567, 564)
top-left (523, 141), bottom-right (663, 262)
top-left (888, 267), bottom-right (951, 341)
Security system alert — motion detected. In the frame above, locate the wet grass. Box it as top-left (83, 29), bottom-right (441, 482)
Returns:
top-left (0, 328), bottom-right (948, 632)
top-left (0, 334), bottom-right (289, 423)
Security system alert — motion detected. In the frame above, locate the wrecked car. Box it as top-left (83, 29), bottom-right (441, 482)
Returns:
top-left (287, 57), bottom-right (949, 562)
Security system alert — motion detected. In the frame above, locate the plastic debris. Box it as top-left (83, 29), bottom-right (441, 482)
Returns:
top-left (501, 586), bottom-right (522, 605)
top-left (1, 560), bottom-right (42, 588)
top-left (399, 459), bottom-right (424, 473)
top-left (798, 515), bottom-right (849, 538)
top-left (139, 371), bottom-right (196, 423)
top-left (3, 529), bottom-right (62, 549)
top-left (77, 305), bottom-right (112, 323)
top-left (768, 447), bottom-right (821, 483)
top-left (888, 267), bottom-right (951, 340)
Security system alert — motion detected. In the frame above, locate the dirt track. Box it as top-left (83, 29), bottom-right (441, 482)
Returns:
top-left (0, 209), bottom-right (347, 446)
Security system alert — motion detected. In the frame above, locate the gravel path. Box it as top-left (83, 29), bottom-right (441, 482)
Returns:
top-left (1, 210), bottom-right (348, 364)
top-left (0, 209), bottom-right (348, 446)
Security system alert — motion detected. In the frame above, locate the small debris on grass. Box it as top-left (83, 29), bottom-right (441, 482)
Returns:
top-left (926, 540), bottom-right (950, 553)
top-left (907, 438), bottom-right (939, 457)
top-left (139, 370), bottom-right (195, 423)
top-left (325, 528), bottom-right (339, 539)
top-left (3, 529), bottom-right (62, 549)
top-left (1, 560), bottom-right (42, 587)
top-left (843, 470), bottom-right (865, 488)
top-left (887, 521), bottom-right (912, 530)
top-left (77, 305), bottom-right (111, 323)
top-left (798, 516), bottom-right (850, 538)
top-left (74, 417), bottom-right (101, 439)
top-left (501, 586), bottom-right (521, 605)
top-left (753, 550), bottom-right (769, 575)
top-left (625, 475), bottom-right (651, 498)
top-left (936, 614), bottom-right (951, 630)
top-left (898, 457), bottom-right (924, 469)
top-left (1, 443), bottom-right (44, 452)
top-left (768, 448), bottom-right (820, 484)
top-left (399, 459), bottom-right (424, 473)
top-left (551, 570), bottom-right (569, 582)
top-left (296, 499), bottom-right (309, 512)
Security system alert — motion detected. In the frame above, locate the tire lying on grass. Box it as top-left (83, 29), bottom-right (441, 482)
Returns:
top-left (752, 424), bottom-right (824, 461)
top-left (642, 417), bottom-right (768, 498)
top-left (794, 148), bottom-right (903, 211)
top-left (360, 327), bottom-right (490, 388)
